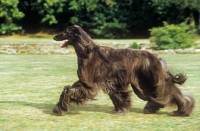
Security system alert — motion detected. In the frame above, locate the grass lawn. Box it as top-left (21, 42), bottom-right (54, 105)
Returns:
top-left (0, 54), bottom-right (200, 131)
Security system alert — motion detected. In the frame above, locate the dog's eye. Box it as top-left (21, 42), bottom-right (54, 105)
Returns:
top-left (63, 32), bottom-right (67, 36)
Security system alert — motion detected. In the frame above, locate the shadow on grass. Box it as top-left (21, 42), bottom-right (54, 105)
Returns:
top-left (0, 101), bottom-right (55, 115)
top-left (0, 101), bottom-right (169, 116)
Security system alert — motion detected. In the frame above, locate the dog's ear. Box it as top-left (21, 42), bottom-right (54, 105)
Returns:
top-left (65, 26), bottom-right (78, 39)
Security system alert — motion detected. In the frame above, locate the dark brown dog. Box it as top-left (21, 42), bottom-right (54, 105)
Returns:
top-left (52, 25), bottom-right (195, 116)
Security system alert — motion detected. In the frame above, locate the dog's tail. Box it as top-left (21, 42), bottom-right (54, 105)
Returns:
top-left (158, 56), bottom-right (187, 85)
top-left (169, 72), bottom-right (187, 85)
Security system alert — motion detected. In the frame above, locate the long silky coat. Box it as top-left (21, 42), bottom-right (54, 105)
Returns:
top-left (53, 25), bottom-right (194, 116)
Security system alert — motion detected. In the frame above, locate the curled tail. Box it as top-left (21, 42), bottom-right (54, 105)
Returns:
top-left (158, 56), bottom-right (187, 85)
top-left (169, 72), bottom-right (187, 85)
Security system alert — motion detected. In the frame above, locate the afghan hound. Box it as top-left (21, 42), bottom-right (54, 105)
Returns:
top-left (52, 25), bottom-right (194, 116)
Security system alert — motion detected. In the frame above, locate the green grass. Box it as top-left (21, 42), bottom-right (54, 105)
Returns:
top-left (0, 54), bottom-right (200, 131)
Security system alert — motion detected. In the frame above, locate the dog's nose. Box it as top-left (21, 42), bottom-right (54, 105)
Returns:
top-left (53, 36), bottom-right (57, 40)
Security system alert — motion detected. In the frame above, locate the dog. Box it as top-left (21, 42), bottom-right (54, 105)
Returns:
top-left (52, 25), bottom-right (194, 116)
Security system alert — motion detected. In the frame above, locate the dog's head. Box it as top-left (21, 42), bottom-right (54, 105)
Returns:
top-left (53, 25), bottom-right (82, 48)
top-left (54, 25), bottom-right (95, 58)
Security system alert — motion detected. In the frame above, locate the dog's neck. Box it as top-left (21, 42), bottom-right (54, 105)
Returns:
top-left (73, 41), bottom-right (96, 59)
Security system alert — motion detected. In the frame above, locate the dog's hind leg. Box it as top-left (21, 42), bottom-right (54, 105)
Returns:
top-left (143, 101), bottom-right (164, 114)
top-left (170, 87), bottom-right (195, 116)
top-left (109, 90), bottom-right (132, 115)
top-left (131, 81), bottom-right (165, 114)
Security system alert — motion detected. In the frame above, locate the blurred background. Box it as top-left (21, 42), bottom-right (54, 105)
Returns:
top-left (0, 0), bottom-right (199, 38)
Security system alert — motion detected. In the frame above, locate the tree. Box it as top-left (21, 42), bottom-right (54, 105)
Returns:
top-left (67, 0), bottom-right (159, 38)
top-left (0, 0), bottom-right (24, 34)
top-left (1, 0), bottom-right (199, 38)
top-left (152, 0), bottom-right (200, 30)
top-left (31, 0), bottom-right (66, 25)
top-left (68, 0), bottom-right (126, 38)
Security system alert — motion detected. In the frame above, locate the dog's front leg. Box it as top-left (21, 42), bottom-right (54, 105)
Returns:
top-left (52, 85), bottom-right (73, 115)
top-left (53, 81), bottom-right (98, 115)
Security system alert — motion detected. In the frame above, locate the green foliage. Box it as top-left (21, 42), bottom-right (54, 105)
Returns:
top-left (0, 0), bottom-right (24, 21)
top-left (31, 0), bottom-right (66, 25)
top-left (0, 23), bottom-right (22, 35)
top-left (130, 42), bottom-right (139, 49)
top-left (0, 0), bottom-right (24, 35)
top-left (68, 0), bottom-right (156, 38)
top-left (0, 0), bottom-right (199, 38)
top-left (152, 0), bottom-right (200, 10)
top-left (68, 0), bottom-right (127, 38)
top-left (150, 21), bottom-right (196, 49)
top-left (152, 0), bottom-right (200, 30)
